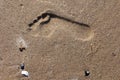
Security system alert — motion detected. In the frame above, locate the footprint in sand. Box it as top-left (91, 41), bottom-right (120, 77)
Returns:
top-left (27, 10), bottom-right (94, 41)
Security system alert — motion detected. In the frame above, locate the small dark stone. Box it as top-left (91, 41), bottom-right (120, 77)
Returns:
top-left (19, 47), bottom-right (26, 52)
top-left (20, 63), bottom-right (25, 70)
top-left (112, 52), bottom-right (116, 56)
top-left (20, 4), bottom-right (23, 6)
top-left (84, 70), bottom-right (90, 76)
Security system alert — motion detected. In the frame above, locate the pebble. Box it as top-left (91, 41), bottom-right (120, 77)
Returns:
top-left (21, 70), bottom-right (29, 77)
top-left (20, 63), bottom-right (25, 70)
top-left (84, 70), bottom-right (90, 76)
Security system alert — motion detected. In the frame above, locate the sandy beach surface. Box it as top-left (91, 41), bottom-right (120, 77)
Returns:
top-left (0, 0), bottom-right (120, 80)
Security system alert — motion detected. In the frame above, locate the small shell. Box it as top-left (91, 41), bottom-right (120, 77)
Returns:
top-left (21, 70), bottom-right (29, 77)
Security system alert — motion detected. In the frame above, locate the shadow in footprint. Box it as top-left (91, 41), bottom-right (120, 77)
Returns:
top-left (28, 12), bottom-right (90, 28)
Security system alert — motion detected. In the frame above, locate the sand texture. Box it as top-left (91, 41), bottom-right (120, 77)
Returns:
top-left (0, 0), bottom-right (120, 80)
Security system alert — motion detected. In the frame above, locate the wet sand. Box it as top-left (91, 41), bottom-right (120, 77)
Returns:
top-left (0, 0), bottom-right (120, 80)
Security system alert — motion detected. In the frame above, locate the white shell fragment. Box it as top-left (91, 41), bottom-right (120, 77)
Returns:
top-left (16, 36), bottom-right (28, 52)
top-left (21, 70), bottom-right (29, 77)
